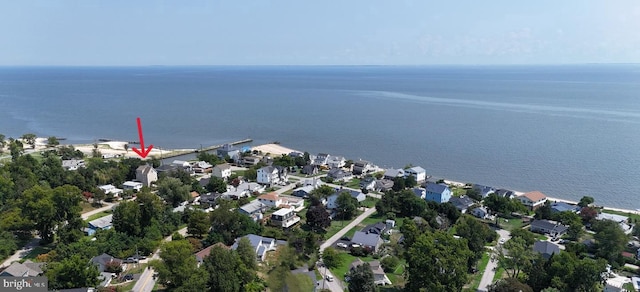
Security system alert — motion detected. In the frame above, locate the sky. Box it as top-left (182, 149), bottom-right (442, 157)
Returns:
top-left (1, 1), bottom-right (640, 66)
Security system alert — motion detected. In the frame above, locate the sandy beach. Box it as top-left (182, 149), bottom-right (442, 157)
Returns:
top-left (251, 143), bottom-right (300, 156)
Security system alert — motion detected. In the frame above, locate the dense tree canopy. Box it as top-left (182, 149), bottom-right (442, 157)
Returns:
top-left (336, 192), bottom-right (358, 220)
top-left (158, 177), bottom-right (191, 207)
top-left (347, 262), bottom-right (376, 292)
top-left (306, 205), bottom-right (331, 231)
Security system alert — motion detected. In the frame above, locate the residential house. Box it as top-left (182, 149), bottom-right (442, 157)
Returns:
top-left (596, 213), bottom-right (633, 234)
top-left (98, 184), bottom-right (123, 198)
top-left (239, 201), bottom-right (268, 222)
top-left (199, 193), bottom-right (221, 208)
top-left (352, 160), bottom-right (374, 175)
top-left (383, 168), bottom-right (405, 180)
top-left (224, 182), bottom-right (264, 199)
top-left (280, 195), bottom-right (305, 209)
top-left (472, 184), bottom-right (496, 198)
top-left (386, 219), bottom-right (396, 229)
top-left (257, 166), bottom-right (288, 186)
top-left (404, 166), bottom-right (427, 183)
top-left (533, 240), bottom-right (561, 259)
top-left (374, 179), bottom-right (394, 192)
top-left (62, 159), bottom-right (85, 170)
top-left (312, 153), bottom-right (330, 167)
top-left (412, 187), bottom-right (426, 199)
top-left (424, 183), bottom-right (452, 203)
top-left (135, 165), bottom-right (158, 187)
top-left (91, 253), bottom-right (122, 273)
top-left (288, 151), bottom-right (304, 158)
top-left (87, 215), bottom-right (113, 236)
top-left (212, 163), bottom-right (232, 180)
top-left (231, 234), bottom-right (285, 262)
top-left (326, 190), bottom-right (366, 209)
top-left (327, 168), bottom-right (352, 181)
top-left (301, 165), bottom-right (319, 176)
top-left (155, 164), bottom-right (180, 175)
top-left (122, 181), bottom-right (143, 192)
top-left (270, 208), bottom-right (301, 228)
top-left (258, 192), bottom-right (283, 208)
top-left (0, 260), bottom-right (43, 277)
top-left (327, 156), bottom-right (346, 169)
top-left (517, 191), bottom-right (548, 210)
top-left (362, 222), bottom-right (387, 235)
top-left (242, 156), bottom-right (261, 166)
top-left (216, 144), bottom-right (240, 160)
top-left (349, 258), bottom-right (392, 286)
top-left (359, 177), bottom-right (376, 190)
top-left (448, 196), bottom-right (476, 213)
top-left (172, 160), bottom-right (192, 170)
top-left (471, 207), bottom-right (489, 219)
top-left (303, 178), bottom-right (323, 188)
top-left (193, 161), bottom-right (213, 173)
top-left (495, 189), bottom-right (516, 199)
top-left (195, 243), bottom-right (230, 265)
top-left (529, 219), bottom-right (568, 238)
top-left (351, 231), bottom-right (383, 252)
top-left (550, 202), bottom-right (580, 214)
top-left (292, 186), bottom-right (314, 198)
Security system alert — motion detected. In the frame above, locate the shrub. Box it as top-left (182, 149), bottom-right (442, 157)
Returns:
top-left (381, 256), bottom-right (400, 272)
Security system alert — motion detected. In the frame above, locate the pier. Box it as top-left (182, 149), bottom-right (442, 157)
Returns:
top-left (155, 138), bottom-right (253, 160)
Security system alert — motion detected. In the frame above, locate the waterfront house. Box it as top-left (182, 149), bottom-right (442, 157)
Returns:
top-left (327, 168), bottom-right (353, 181)
top-left (301, 165), bottom-right (319, 175)
top-left (155, 164), bottom-right (180, 175)
top-left (122, 181), bottom-right (143, 192)
top-left (231, 234), bottom-right (284, 262)
top-left (349, 258), bottom-right (392, 286)
top-left (270, 208), bottom-right (301, 228)
top-left (448, 196), bottom-right (476, 213)
top-left (529, 219), bottom-right (568, 238)
top-left (533, 241), bottom-right (561, 259)
top-left (374, 179), bottom-right (394, 192)
top-left (383, 168), bottom-right (405, 180)
top-left (550, 202), bottom-right (580, 214)
top-left (472, 184), bottom-right (496, 198)
top-left (404, 166), bottom-right (427, 182)
top-left (495, 189), bottom-right (516, 199)
top-left (212, 163), bottom-right (232, 180)
top-left (424, 183), bottom-right (452, 203)
top-left (327, 156), bottom-right (346, 169)
top-left (517, 191), bottom-right (548, 210)
top-left (258, 192), bottom-right (283, 208)
top-left (596, 213), bottom-right (633, 234)
top-left (257, 166), bottom-right (288, 186)
top-left (242, 156), bottom-right (261, 166)
top-left (136, 164), bottom-right (158, 187)
top-left (216, 144), bottom-right (240, 160)
top-left (0, 260), bottom-right (43, 277)
top-left (312, 153), bottom-right (330, 167)
top-left (351, 231), bottom-right (383, 252)
top-left (352, 160), bottom-right (374, 175)
top-left (172, 160), bottom-right (191, 170)
top-left (193, 161), bottom-right (213, 173)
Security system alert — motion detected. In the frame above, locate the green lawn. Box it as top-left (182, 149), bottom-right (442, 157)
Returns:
top-left (465, 252), bottom-right (490, 291)
top-left (499, 218), bottom-right (524, 232)
top-left (344, 178), bottom-right (362, 189)
top-left (285, 272), bottom-right (314, 292)
top-left (85, 210), bottom-right (112, 222)
top-left (22, 246), bottom-right (52, 261)
top-left (329, 251), bottom-right (374, 281)
top-left (361, 196), bottom-right (379, 208)
top-left (492, 267), bottom-right (505, 282)
top-left (602, 209), bottom-right (640, 222)
top-left (623, 282), bottom-right (635, 291)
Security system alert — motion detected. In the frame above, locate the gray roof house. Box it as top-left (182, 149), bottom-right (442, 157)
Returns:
top-left (472, 184), bottom-right (496, 198)
top-left (349, 258), bottom-right (392, 286)
top-left (91, 253), bottom-right (122, 273)
top-left (301, 165), bottom-right (319, 175)
top-left (360, 177), bottom-right (376, 190)
top-left (87, 214), bottom-right (113, 235)
top-left (351, 231), bottom-right (383, 252)
top-left (0, 260), bottom-right (43, 277)
top-left (533, 240), bottom-right (561, 259)
top-left (530, 219), bottom-right (568, 238)
top-left (448, 196), bottom-right (476, 213)
top-left (550, 202), bottom-right (580, 214)
top-left (238, 201), bottom-right (269, 222)
top-left (216, 144), bottom-right (240, 159)
top-left (312, 153), bottom-right (330, 166)
top-left (352, 160), bottom-right (374, 175)
top-left (471, 207), bottom-right (488, 219)
top-left (135, 164), bottom-right (158, 187)
top-left (327, 168), bottom-right (353, 181)
top-left (383, 168), bottom-right (405, 180)
top-left (375, 179), bottom-right (394, 192)
top-left (362, 222), bottom-right (387, 235)
top-left (231, 234), bottom-right (285, 262)
top-left (292, 185), bottom-right (315, 198)
top-left (404, 166), bottom-right (427, 182)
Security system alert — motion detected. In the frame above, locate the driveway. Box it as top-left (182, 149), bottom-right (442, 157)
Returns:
top-left (317, 266), bottom-right (344, 292)
top-left (320, 207), bottom-right (376, 252)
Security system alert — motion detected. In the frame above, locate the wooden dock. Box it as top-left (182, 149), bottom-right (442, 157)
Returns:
top-left (156, 138), bottom-right (253, 160)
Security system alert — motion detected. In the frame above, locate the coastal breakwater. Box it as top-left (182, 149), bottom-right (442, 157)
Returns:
top-left (154, 138), bottom-right (253, 160)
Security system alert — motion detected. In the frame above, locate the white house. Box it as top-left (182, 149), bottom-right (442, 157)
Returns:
top-left (257, 192), bottom-right (283, 208)
top-left (327, 156), bottom-right (346, 169)
top-left (193, 161), bottom-right (213, 173)
top-left (212, 163), bottom-right (232, 180)
top-left (383, 168), bottom-right (405, 180)
top-left (122, 181), bottom-right (143, 192)
top-left (312, 153), bottom-right (330, 166)
top-left (98, 184), bottom-right (123, 197)
top-left (257, 166), bottom-right (288, 186)
top-left (270, 208), bottom-right (301, 228)
top-left (404, 166), bottom-right (426, 182)
top-left (517, 191), bottom-right (548, 210)
top-left (326, 190), bottom-right (366, 209)
top-left (231, 234), bottom-right (282, 262)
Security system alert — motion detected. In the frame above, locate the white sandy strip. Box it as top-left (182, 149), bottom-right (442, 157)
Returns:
top-left (251, 144), bottom-right (300, 156)
top-left (445, 179), bottom-right (640, 216)
top-left (74, 141), bottom-right (175, 159)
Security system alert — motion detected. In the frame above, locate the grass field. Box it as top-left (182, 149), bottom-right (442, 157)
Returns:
top-left (22, 246), bottom-right (53, 261)
top-left (602, 208), bottom-right (640, 222)
top-left (499, 218), bottom-right (524, 231)
top-left (464, 252), bottom-right (490, 291)
top-left (85, 210), bottom-right (112, 222)
top-left (285, 272), bottom-right (314, 292)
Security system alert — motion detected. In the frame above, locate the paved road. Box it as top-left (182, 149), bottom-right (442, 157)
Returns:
top-left (81, 202), bottom-right (116, 220)
top-left (477, 229), bottom-right (511, 292)
top-left (131, 227), bottom-right (188, 292)
top-left (320, 207), bottom-right (376, 252)
top-left (317, 266), bottom-right (344, 292)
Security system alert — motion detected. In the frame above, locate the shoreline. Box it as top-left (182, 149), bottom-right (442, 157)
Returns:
top-left (13, 138), bottom-right (640, 217)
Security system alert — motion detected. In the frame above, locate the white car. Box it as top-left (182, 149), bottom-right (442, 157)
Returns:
top-left (326, 275), bottom-right (334, 282)
top-left (336, 242), bottom-right (348, 249)
top-left (499, 238), bottom-right (506, 244)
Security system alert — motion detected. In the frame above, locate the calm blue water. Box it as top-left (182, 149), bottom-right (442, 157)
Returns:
top-left (1, 65), bottom-right (640, 208)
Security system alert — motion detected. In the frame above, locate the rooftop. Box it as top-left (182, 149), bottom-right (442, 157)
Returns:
top-left (520, 191), bottom-right (547, 201)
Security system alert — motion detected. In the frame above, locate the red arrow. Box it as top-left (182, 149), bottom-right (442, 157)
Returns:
top-left (131, 117), bottom-right (154, 159)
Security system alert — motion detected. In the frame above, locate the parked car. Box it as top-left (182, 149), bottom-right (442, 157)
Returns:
top-left (124, 257), bottom-right (139, 263)
top-left (350, 243), bottom-right (361, 248)
top-left (336, 242), bottom-right (348, 249)
top-left (498, 238), bottom-right (506, 245)
top-left (326, 275), bottom-right (334, 282)
top-left (123, 274), bottom-right (134, 281)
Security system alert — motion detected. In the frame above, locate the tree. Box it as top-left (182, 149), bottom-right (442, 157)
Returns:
top-left (494, 237), bottom-right (534, 279)
top-left (204, 245), bottom-right (252, 292)
top-left (455, 215), bottom-right (498, 269)
top-left (406, 231), bottom-right (472, 292)
top-left (509, 228), bottom-right (536, 247)
top-left (534, 201), bottom-right (552, 220)
top-left (45, 254), bottom-right (100, 290)
top-left (158, 177), bottom-right (190, 207)
top-left (593, 219), bottom-right (628, 265)
top-left (488, 278), bottom-right (533, 292)
top-left (579, 206), bottom-right (598, 223)
top-left (21, 133), bottom-right (37, 149)
top-left (336, 192), bottom-right (358, 220)
top-left (8, 138), bottom-right (24, 159)
top-left (551, 211), bottom-right (583, 240)
top-left (21, 185), bottom-right (56, 242)
top-left (187, 210), bottom-right (210, 238)
top-left (207, 176), bottom-right (228, 193)
top-left (322, 247), bottom-right (340, 269)
top-left (306, 205), bottom-right (331, 231)
top-left (244, 168), bottom-right (257, 181)
top-left (47, 136), bottom-right (60, 147)
top-left (153, 240), bottom-right (199, 289)
top-left (206, 200), bottom-right (262, 245)
top-left (381, 255), bottom-right (400, 272)
top-left (0, 133), bottom-right (5, 150)
top-left (347, 262), bottom-right (376, 292)
top-left (578, 196), bottom-right (594, 207)
top-left (392, 176), bottom-right (405, 191)
top-left (112, 201), bottom-right (142, 237)
top-left (236, 237), bottom-right (257, 270)
top-left (405, 175), bottom-right (417, 188)
top-left (310, 185), bottom-right (335, 199)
